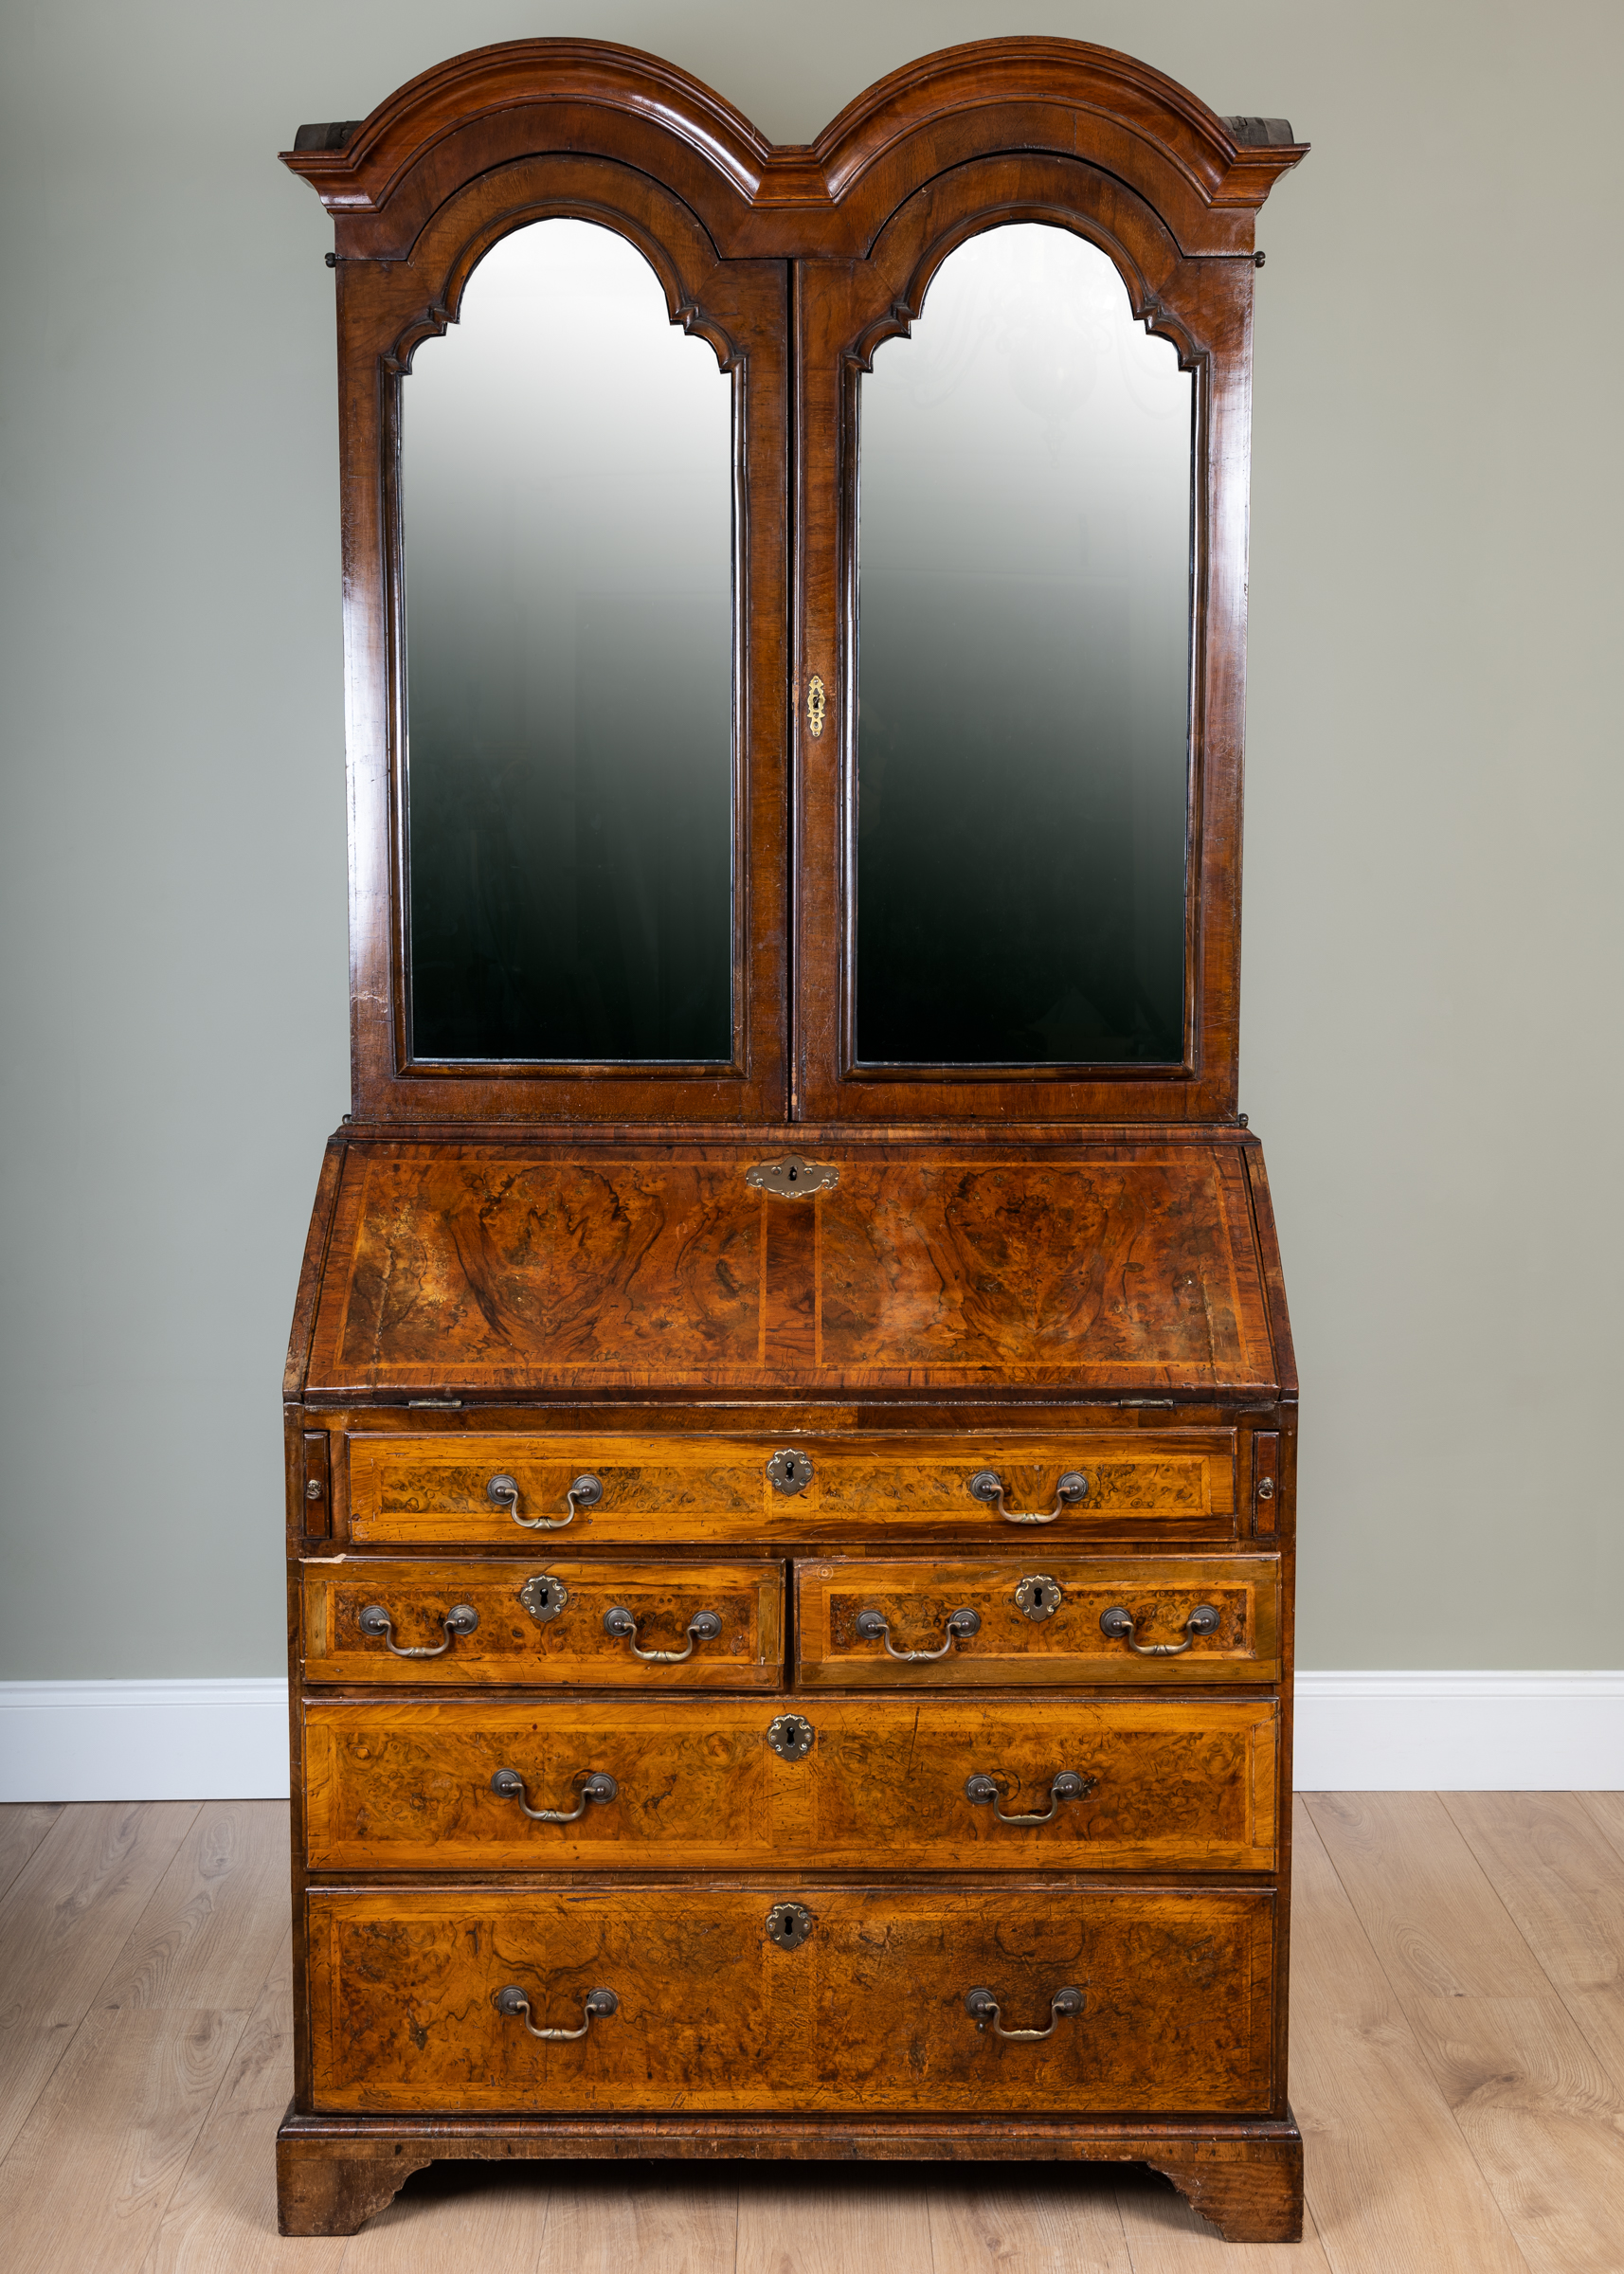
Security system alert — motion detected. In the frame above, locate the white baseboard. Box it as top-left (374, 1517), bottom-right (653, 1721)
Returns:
top-left (0, 1674), bottom-right (1618, 1802)
top-left (0, 1680), bottom-right (290, 1802)
top-left (1292, 1671), bottom-right (1623, 1790)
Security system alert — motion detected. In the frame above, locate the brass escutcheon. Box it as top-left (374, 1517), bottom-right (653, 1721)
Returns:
top-left (767, 1901), bottom-right (815, 1950)
top-left (767, 1713), bottom-right (815, 1760)
top-left (1014, 1574), bottom-right (1064, 1622)
top-left (806, 673), bottom-right (826, 737)
top-left (767, 1448), bottom-right (814, 1495)
top-left (517, 1573), bottom-right (569, 1624)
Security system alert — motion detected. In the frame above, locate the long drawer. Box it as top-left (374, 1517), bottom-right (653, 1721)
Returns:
top-left (301, 1694), bottom-right (1280, 1872)
top-left (300, 1560), bottom-right (782, 1688)
top-left (796, 1557), bottom-right (1281, 1687)
top-left (306, 1882), bottom-right (1276, 2116)
top-left (342, 1431), bottom-right (1238, 1547)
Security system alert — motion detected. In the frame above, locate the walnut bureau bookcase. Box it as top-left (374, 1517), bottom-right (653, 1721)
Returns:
top-left (277, 39), bottom-right (1307, 2244)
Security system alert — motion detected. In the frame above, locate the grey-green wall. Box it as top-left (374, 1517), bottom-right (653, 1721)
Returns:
top-left (2, 0), bottom-right (1618, 1680)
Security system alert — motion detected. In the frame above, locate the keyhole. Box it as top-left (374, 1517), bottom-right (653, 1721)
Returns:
top-left (787, 1165), bottom-right (798, 1181)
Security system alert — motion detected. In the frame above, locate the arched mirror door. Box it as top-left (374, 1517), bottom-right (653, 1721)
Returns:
top-left (316, 150), bottom-right (789, 1122)
top-left (795, 154), bottom-right (1252, 1124)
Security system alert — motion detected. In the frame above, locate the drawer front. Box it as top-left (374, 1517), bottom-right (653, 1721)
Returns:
top-left (302, 1695), bottom-right (1280, 1872)
top-left (796, 1558), bottom-right (1280, 1687)
top-left (306, 1882), bottom-right (1276, 2116)
top-left (300, 1560), bottom-right (782, 1688)
top-left (343, 1432), bottom-right (1236, 1547)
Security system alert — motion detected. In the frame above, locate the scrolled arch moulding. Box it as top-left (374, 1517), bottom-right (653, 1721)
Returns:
top-left (281, 35), bottom-right (1306, 261)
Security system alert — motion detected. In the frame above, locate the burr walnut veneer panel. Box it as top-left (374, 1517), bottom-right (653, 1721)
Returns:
top-left (302, 1693), bottom-right (1279, 1872)
top-left (306, 1882), bottom-right (1277, 2116)
top-left (796, 1558), bottom-right (1280, 1687)
top-left (301, 1560), bottom-right (783, 1688)
top-left (303, 1141), bottom-right (1280, 1399)
top-left (346, 1430), bottom-right (1236, 1545)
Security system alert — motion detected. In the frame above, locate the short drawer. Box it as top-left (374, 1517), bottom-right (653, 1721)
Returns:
top-left (796, 1557), bottom-right (1280, 1687)
top-left (306, 1881), bottom-right (1276, 2116)
top-left (300, 1560), bottom-right (782, 1688)
top-left (301, 1694), bottom-right (1280, 1872)
top-left (341, 1432), bottom-right (1236, 1546)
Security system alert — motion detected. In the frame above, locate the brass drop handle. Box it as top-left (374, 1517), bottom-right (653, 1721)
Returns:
top-left (489, 1471), bottom-right (603, 1530)
top-left (356, 1602), bottom-right (478, 1657)
top-left (494, 1983), bottom-right (618, 2041)
top-left (1099, 1603), bottom-right (1221, 1656)
top-left (603, 1606), bottom-right (723, 1663)
top-left (965, 1770), bottom-right (1093, 1824)
top-left (965, 1986), bottom-right (1084, 2041)
top-left (490, 1768), bottom-right (619, 1822)
top-left (968, 1471), bottom-right (1090, 1525)
top-left (855, 1606), bottom-right (981, 1661)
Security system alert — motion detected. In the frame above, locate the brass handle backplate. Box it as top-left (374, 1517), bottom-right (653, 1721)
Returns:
top-left (494, 1984), bottom-right (618, 2041)
top-left (965, 1770), bottom-right (1093, 1825)
top-left (490, 1768), bottom-right (618, 1822)
top-left (969, 1471), bottom-right (1090, 1525)
top-left (965, 1985), bottom-right (1084, 2041)
top-left (603, 1606), bottom-right (723, 1663)
top-left (855, 1606), bottom-right (981, 1661)
top-left (1099, 1603), bottom-right (1222, 1656)
top-left (356, 1602), bottom-right (478, 1658)
top-left (489, 1471), bottom-right (602, 1530)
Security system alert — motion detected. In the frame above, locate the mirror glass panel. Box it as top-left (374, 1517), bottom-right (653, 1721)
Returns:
top-left (857, 223), bottom-right (1193, 1066)
top-left (403, 220), bottom-right (733, 1062)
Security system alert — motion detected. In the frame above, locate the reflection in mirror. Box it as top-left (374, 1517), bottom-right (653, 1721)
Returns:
top-left (857, 224), bottom-right (1193, 1066)
top-left (404, 220), bottom-right (733, 1062)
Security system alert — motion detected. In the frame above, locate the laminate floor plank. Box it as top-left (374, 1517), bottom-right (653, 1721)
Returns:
top-left (1307, 1792), bottom-right (1624, 2274)
top-left (0, 1997), bottom-right (244, 2274)
top-left (1285, 1796), bottom-right (1530, 2274)
top-left (0, 1803), bottom-right (63, 1901)
top-left (736, 2166), bottom-right (932, 2274)
top-left (0, 1798), bottom-right (198, 2162)
top-left (929, 2166), bottom-right (1132, 2273)
top-left (1577, 1791), bottom-right (1624, 1862)
top-left (99, 1800), bottom-right (290, 2017)
top-left (0, 1802), bottom-right (297, 2274)
top-left (1444, 1792), bottom-right (1624, 2095)
top-left (547, 2165), bottom-right (740, 2274)
top-left (143, 1934), bottom-right (346, 2274)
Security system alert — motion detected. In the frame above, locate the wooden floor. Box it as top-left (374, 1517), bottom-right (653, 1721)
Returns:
top-left (2, 1796), bottom-right (1622, 2272)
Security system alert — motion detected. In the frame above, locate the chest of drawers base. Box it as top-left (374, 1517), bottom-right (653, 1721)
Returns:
top-left (278, 1402), bottom-right (1298, 2244)
top-left (277, 2109), bottom-right (1304, 2244)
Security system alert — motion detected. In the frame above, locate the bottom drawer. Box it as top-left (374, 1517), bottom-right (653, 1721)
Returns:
top-left (307, 1882), bottom-right (1276, 2117)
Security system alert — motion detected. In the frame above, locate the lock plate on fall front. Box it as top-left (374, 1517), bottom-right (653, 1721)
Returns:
top-left (745, 1156), bottom-right (839, 1200)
